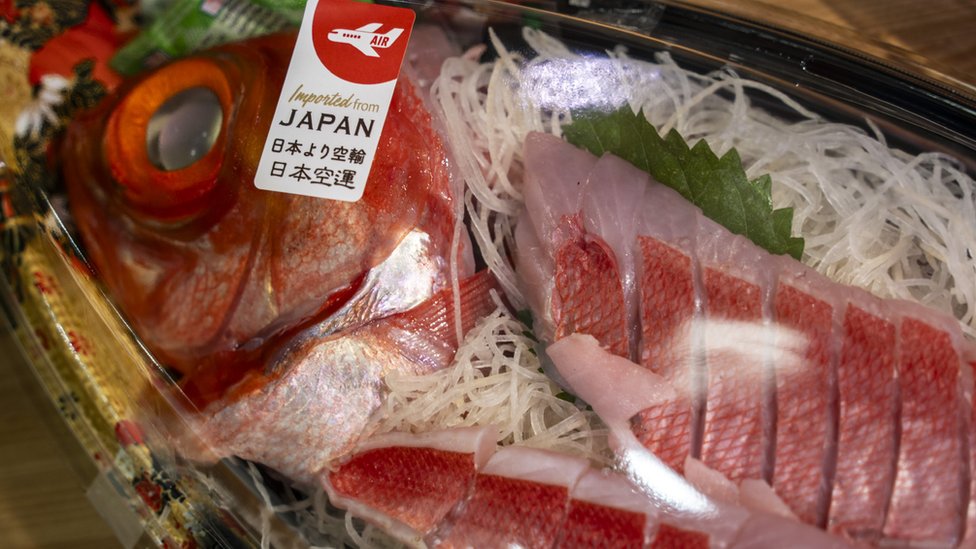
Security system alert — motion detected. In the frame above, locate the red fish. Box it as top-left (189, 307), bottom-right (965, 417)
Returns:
top-left (516, 132), bottom-right (976, 547)
top-left (62, 32), bottom-right (497, 482)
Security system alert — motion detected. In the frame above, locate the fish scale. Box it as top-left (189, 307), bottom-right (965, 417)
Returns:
top-left (632, 236), bottom-right (697, 472)
top-left (557, 498), bottom-right (648, 548)
top-left (554, 235), bottom-right (630, 358)
top-left (651, 523), bottom-right (709, 548)
top-left (638, 238), bottom-right (695, 376)
top-left (771, 283), bottom-right (836, 527)
top-left (440, 474), bottom-right (571, 548)
top-left (884, 317), bottom-right (968, 545)
top-left (632, 401), bottom-right (696, 474)
top-left (700, 268), bottom-right (765, 484)
top-left (327, 445), bottom-right (476, 535)
top-left (829, 304), bottom-right (898, 542)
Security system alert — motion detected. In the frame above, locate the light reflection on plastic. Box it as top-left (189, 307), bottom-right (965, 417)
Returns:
top-left (618, 443), bottom-right (717, 517)
top-left (520, 57), bottom-right (661, 111)
top-left (680, 318), bottom-right (807, 385)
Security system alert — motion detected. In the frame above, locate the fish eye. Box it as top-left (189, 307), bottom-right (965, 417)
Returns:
top-left (145, 87), bottom-right (224, 171)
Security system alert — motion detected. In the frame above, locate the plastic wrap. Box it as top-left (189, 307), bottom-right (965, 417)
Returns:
top-left (2, 1), bottom-right (976, 547)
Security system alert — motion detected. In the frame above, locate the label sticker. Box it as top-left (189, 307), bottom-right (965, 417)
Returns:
top-left (255, 0), bottom-right (415, 202)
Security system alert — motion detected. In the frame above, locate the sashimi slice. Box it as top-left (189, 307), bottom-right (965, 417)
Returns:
top-left (650, 523), bottom-right (710, 548)
top-left (770, 261), bottom-right (839, 527)
top-left (548, 335), bottom-right (858, 548)
top-left (691, 208), bottom-right (777, 487)
top-left (518, 132), bottom-right (600, 343)
top-left (639, 237), bottom-right (697, 376)
top-left (555, 470), bottom-right (656, 548)
top-left (631, 236), bottom-right (698, 474)
top-left (884, 314), bottom-right (969, 545)
top-left (578, 153), bottom-right (657, 359)
top-left (538, 147), bottom-right (656, 358)
top-left (828, 300), bottom-right (897, 543)
top-left (696, 263), bottom-right (766, 484)
top-left (434, 446), bottom-right (590, 548)
top-left (521, 132), bottom-right (599, 246)
top-left (323, 427), bottom-right (495, 543)
top-left (553, 234), bottom-right (630, 357)
top-left (326, 423), bottom-right (735, 549)
top-left (629, 178), bottom-right (705, 471)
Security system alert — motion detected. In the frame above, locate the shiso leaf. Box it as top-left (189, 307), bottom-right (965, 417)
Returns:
top-left (563, 107), bottom-right (804, 259)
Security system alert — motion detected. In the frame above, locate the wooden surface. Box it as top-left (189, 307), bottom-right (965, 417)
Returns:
top-left (689, 0), bottom-right (976, 85)
top-left (1, 1), bottom-right (974, 548)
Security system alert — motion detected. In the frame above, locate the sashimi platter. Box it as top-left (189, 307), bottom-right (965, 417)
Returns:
top-left (4, 0), bottom-right (976, 547)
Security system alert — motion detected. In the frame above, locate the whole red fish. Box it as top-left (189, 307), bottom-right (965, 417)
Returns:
top-left (62, 32), bottom-right (496, 483)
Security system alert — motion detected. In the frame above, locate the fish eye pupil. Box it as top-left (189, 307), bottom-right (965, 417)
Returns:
top-left (146, 87), bottom-right (223, 171)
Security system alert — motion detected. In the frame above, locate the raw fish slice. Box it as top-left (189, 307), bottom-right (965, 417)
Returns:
top-left (548, 334), bottom-right (857, 548)
top-left (650, 523), bottom-right (710, 548)
top-left (697, 219), bottom-right (775, 485)
top-left (559, 498), bottom-right (648, 548)
top-left (730, 514), bottom-right (853, 549)
top-left (553, 234), bottom-right (630, 357)
top-left (631, 182), bottom-right (703, 473)
top-left (323, 427), bottom-right (495, 543)
top-left (884, 310), bottom-right (971, 545)
top-left (579, 153), bottom-right (656, 359)
top-left (638, 237), bottom-right (696, 377)
top-left (521, 132), bottom-right (598, 248)
top-left (434, 446), bottom-right (590, 548)
top-left (631, 399), bottom-right (696, 475)
top-left (828, 299), bottom-right (897, 543)
top-left (518, 132), bottom-right (599, 344)
top-left (769, 257), bottom-right (840, 527)
top-left (521, 135), bottom-right (649, 356)
top-left (556, 470), bottom-right (657, 548)
top-left (634, 170), bottom-right (702, 377)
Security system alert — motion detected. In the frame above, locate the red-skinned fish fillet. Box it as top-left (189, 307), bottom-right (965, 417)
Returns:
top-left (515, 131), bottom-right (976, 546)
top-left (325, 423), bottom-right (853, 548)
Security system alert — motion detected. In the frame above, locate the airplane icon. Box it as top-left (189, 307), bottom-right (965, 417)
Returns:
top-left (327, 23), bottom-right (404, 58)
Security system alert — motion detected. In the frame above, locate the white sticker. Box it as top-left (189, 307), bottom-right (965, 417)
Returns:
top-left (254, 0), bottom-right (416, 202)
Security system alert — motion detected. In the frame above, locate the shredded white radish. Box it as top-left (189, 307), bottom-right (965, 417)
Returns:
top-left (367, 291), bottom-right (608, 462)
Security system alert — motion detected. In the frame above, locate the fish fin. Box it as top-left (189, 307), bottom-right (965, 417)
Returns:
top-left (380, 271), bottom-right (498, 373)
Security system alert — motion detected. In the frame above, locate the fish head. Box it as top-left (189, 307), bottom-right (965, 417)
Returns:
top-left (63, 32), bottom-right (462, 394)
top-left (66, 33), bottom-right (291, 223)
